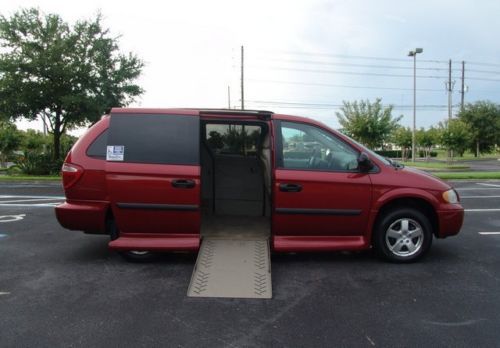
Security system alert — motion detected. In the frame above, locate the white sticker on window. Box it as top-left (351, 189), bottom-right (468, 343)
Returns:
top-left (106, 145), bottom-right (125, 161)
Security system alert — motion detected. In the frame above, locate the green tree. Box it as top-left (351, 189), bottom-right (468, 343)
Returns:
top-left (336, 98), bottom-right (402, 149)
top-left (416, 127), bottom-right (439, 160)
top-left (0, 121), bottom-right (22, 167)
top-left (224, 126), bottom-right (244, 154)
top-left (0, 8), bottom-right (144, 160)
top-left (458, 101), bottom-right (500, 156)
top-left (207, 131), bottom-right (224, 150)
top-left (438, 119), bottom-right (472, 161)
top-left (21, 129), bottom-right (50, 152)
top-left (391, 126), bottom-right (412, 160)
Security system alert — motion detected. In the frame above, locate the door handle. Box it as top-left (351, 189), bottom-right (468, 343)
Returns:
top-left (171, 179), bottom-right (196, 189)
top-left (279, 183), bottom-right (302, 192)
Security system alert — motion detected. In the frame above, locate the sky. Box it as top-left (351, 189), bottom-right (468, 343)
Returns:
top-left (3, 0), bottom-right (500, 135)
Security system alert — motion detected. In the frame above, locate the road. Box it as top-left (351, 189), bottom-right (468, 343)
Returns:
top-left (0, 180), bottom-right (499, 347)
top-left (461, 159), bottom-right (500, 172)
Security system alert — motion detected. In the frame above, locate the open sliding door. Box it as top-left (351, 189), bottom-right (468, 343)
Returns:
top-left (106, 112), bottom-right (201, 251)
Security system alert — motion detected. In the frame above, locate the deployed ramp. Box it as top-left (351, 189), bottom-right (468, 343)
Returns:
top-left (187, 238), bottom-right (272, 299)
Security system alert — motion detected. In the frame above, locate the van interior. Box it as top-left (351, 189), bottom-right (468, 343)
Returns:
top-left (200, 121), bottom-right (271, 239)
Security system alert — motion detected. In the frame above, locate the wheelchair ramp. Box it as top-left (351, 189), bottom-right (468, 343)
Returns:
top-left (187, 238), bottom-right (272, 299)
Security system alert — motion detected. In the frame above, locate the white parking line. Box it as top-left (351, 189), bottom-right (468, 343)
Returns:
top-left (0, 203), bottom-right (60, 207)
top-left (465, 209), bottom-right (500, 212)
top-left (0, 292), bottom-right (10, 296)
top-left (0, 198), bottom-right (64, 204)
top-left (456, 188), bottom-right (500, 191)
top-left (0, 195), bottom-right (65, 199)
top-left (461, 195), bottom-right (500, 199)
top-left (0, 214), bottom-right (26, 222)
top-left (477, 183), bottom-right (500, 188)
top-left (478, 232), bottom-right (500, 235)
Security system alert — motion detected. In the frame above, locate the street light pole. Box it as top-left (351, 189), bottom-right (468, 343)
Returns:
top-left (408, 48), bottom-right (423, 162)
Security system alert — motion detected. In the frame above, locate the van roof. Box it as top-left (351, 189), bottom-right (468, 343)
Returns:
top-left (110, 107), bottom-right (322, 125)
top-left (111, 107), bottom-right (272, 119)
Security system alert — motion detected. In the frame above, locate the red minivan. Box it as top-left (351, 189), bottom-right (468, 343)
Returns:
top-left (55, 108), bottom-right (464, 262)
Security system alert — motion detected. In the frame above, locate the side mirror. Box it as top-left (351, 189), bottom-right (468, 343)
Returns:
top-left (357, 152), bottom-right (374, 172)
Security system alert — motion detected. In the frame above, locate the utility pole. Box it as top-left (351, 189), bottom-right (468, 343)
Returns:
top-left (447, 59), bottom-right (454, 120)
top-left (446, 59), bottom-right (455, 162)
top-left (240, 45), bottom-right (244, 110)
top-left (408, 48), bottom-right (423, 163)
top-left (413, 53), bottom-right (417, 162)
top-left (460, 61), bottom-right (465, 111)
top-left (42, 114), bottom-right (47, 135)
top-left (227, 85), bottom-right (231, 109)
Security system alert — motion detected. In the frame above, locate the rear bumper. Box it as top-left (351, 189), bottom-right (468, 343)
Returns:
top-left (55, 200), bottom-right (109, 234)
top-left (437, 204), bottom-right (464, 238)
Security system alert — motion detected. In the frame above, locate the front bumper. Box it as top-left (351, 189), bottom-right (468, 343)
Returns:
top-left (437, 204), bottom-right (464, 238)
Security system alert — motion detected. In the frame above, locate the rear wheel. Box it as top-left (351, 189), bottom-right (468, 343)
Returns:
top-left (108, 219), bottom-right (157, 262)
top-left (373, 208), bottom-right (433, 263)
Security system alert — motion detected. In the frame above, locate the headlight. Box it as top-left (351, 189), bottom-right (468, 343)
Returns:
top-left (442, 189), bottom-right (459, 204)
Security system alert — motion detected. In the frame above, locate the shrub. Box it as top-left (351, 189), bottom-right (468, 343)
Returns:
top-left (15, 150), bottom-right (62, 175)
top-left (376, 150), bottom-right (437, 158)
top-left (375, 150), bottom-right (402, 158)
top-left (418, 150), bottom-right (438, 158)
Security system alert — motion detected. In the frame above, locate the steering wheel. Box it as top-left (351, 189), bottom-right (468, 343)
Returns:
top-left (308, 149), bottom-right (321, 168)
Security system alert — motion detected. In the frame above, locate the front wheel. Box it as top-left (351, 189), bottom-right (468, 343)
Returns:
top-left (373, 208), bottom-right (433, 263)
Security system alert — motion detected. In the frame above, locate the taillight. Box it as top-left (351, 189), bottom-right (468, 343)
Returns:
top-left (61, 163), bottom-right (84, 190)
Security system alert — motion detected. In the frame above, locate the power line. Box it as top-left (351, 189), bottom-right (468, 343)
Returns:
top-left (247, 99), bottom-right (451, 109)
top-left (252, 57), bottom-right (452, 72)
top-left (463, 76), bottom-right (500, 82)
top-left (247, 78), bottom-right (444, 92)
top-left (247, 65), bottom-right (500, 82)
top-left (248, 65), bottom-right (450, 79)
top-left (468, 61), bottom-right (500, 68)
top-left (467, 68), bottom-right (500, 75)
top-left (266, 50), bottom-right (449, 64)
top-left (247, 104), bottom-right (452, 111)
top-left (256, 49), bottom-right (500, 73)
top-left (250, 57), bottom-right (500, 77)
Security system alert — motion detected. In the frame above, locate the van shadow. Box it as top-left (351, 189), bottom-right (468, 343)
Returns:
top-left (271, 244), bottom-right (461, 266)
top-left (271, 249), bottom-right (375, 265)
top-left (68, 238), bottom-right (197, 266)
top-left (68, 238), bottom-right (460, 266)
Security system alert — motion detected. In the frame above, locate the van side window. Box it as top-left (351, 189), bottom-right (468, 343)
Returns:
top-left (279, 121), bottom-right (359, 171)
top-left (205, 124), bottom-right (261, 156)
top-left (86, 129), bottom-right (108, 159)
top-left (107, 114), bottom-right (199, 165)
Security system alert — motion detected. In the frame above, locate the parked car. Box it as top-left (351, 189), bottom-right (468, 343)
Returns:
top-left (55, 108), bottom-right (464, 262)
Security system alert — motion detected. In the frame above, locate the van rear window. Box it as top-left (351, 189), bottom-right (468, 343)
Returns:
top-left (86, 129), bottom-right (108, 159)
top-left (107, 114), bottom-right (199, 165)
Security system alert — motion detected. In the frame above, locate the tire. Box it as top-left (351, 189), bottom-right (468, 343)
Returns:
top-left (108, 218), bottom-right (157, 263)
top-left (373, 208), bottom-right (433, 263)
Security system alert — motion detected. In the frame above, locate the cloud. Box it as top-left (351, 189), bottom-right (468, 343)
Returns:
top-left (4, 0), bottom-right (500, 132)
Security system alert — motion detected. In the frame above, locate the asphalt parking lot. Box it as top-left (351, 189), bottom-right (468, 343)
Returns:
top-left (1, 180), bottom-right (500, 347)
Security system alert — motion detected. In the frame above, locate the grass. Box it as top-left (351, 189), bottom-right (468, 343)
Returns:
top-left (453, 156), bottom-right (500, 162)
top-left (401, 161), bottom-right (470, 170)
top-left (433, 149), bottom-right (500, 161)
top-left (0, 175), bottom-right (60, 181)
top-left (432, 171), bottom-right (500, 180)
